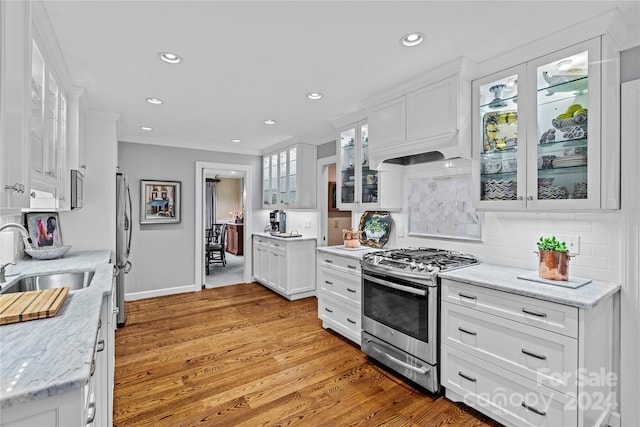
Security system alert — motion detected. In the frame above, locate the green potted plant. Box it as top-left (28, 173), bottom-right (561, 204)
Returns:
top-left (537, 236), bottom-right (570, 281)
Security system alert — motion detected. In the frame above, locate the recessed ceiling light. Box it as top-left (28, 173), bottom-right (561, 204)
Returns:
top-left (557, 59), bottom-right (573, 71)
top-left (400, 32), bottom-right (424, 47)
top-left (264, 119), bottom-right (276, 125)
top-left (231, 139), bottom-right (241, 143)
top-left (146, 97), bottom-right (163, 105)
top-left (140, 126), bottom-right (153, 131)
top-left (158, 52), bottom-right (182, 64)
top-left (306, 92), bottom-right (323, 100)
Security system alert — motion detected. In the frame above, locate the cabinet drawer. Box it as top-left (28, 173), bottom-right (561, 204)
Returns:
top-left (443, 345), bottom-right (576, 427)
top-left (318, 266), bottom-right (361, 307)
top-left (442, 279), bottom-right (578, 338)
top-left (318, 294), bottom-right (361, 343)
top-left (317, 253), bottom-right (362, 275)
top-left (442, 301), bottom-right (577, 394)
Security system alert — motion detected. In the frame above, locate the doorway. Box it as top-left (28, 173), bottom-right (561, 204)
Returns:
top-left (194, 162), bottom-right (253, 290)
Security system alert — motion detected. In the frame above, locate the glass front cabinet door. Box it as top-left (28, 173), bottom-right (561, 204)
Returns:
top-left (337, 120), bottom-right (378, 209)
top-left (262, 144), bottom-right (315, 209)
top-left (473, 38), bottom-right (610, 210)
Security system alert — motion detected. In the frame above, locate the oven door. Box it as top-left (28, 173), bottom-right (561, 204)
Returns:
top-left (361, 268), bottom-right (438, 365)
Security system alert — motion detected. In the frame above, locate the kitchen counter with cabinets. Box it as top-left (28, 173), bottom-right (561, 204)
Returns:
top-left (438, 262), bottom-right (619, 309)
top-left (0, 250), bottom-right (113, 425)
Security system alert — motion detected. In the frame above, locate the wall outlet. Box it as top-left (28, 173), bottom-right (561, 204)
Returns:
top-left (554, 234), bottom-right (580, 255)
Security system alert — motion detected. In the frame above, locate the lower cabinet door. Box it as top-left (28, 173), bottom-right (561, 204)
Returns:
top-left (318, 294), bottom-right (361, 345)
top-left (442, 345), bottom-right (577, 427)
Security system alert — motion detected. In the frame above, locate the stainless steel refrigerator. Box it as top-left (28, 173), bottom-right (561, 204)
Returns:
top-left (116, 172), bottom-right (132, 327)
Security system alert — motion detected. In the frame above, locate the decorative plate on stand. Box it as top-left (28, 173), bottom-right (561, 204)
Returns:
top-left (358, 211), bottom-right (392, 248)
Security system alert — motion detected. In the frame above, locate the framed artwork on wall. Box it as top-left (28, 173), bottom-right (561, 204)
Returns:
top-left (140, 180), bottom-right (181, 224)
top-left (24, 212), bottom-right (63, 248)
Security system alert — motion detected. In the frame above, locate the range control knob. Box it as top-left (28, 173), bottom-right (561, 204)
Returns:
top-left (416, 263), bottom-right (426, 272)
top-left (409, 261), bottom-right (418, 271)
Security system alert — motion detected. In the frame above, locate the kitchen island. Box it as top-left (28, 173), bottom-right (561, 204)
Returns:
top-left (0, 250), bottom-right (113, 426)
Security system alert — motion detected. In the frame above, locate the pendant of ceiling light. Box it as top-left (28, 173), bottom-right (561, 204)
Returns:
top-left (400, 32), bottom-right (424, 47)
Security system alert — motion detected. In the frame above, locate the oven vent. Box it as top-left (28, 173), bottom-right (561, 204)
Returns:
top-left (382, 151), bottom-right (445, 166)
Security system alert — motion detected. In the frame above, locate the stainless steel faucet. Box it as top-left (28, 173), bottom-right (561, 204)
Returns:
top-left (0, 262), bottom-right (15, 282)
top-left (0, 223), bottom-right (34, 249)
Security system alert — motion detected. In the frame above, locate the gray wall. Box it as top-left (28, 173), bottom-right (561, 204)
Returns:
top-left (317, 140), bottom-right (336, 159)
top-left (621, 46), bottom-right (640, 83)
top-left (118, 141), bottom-right (261, 296)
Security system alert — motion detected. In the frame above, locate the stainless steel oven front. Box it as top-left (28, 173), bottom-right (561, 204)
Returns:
top-left (361, 264), bottom-right (440, 392)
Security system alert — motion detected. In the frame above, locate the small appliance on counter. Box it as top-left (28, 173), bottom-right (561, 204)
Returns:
top-left (269, 210), bottom-right (286, 233)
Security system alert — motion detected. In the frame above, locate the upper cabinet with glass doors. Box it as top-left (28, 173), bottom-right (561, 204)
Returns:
top-left (336, 119), bottom-right (402, 211)
top-left (262, 143), bottom-right (316, 209)
top-left (473, 37), bottom-right (620, 211)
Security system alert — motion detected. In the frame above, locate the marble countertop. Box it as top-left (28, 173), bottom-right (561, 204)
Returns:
top-left (253, 232), bottom-right (317, 242)
top-left (438, 263), bottom-right (620, 309)
top-left (317, 245), bottom-right (382, 260)
top-left (0, 250), bottom-right (112, 408)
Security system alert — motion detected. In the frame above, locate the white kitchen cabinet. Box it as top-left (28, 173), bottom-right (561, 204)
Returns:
top-left (335, 118), bottom-right (403, 211)
top-left (262, 143), bottom-right (316, 209)
top-left (252, 235), bottom-right (316, 300)
top-left (473, 37), bottom-right (620, 211)
top-left (0, 0), bottom-right (31, 212)
top-left (363, 58), bottom-right (474, 169)
top-left (441, 279), bottom-right (615, 427)
top-left (316, 252), bottom-right (363, 344)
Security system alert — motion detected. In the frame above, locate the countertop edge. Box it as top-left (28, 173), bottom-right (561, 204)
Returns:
top-left (438, 263), bottom-right (620, 309)
top-left (252, 232), bottom-right (317, 242)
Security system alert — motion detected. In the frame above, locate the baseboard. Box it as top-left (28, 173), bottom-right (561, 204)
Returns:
top-left (126, 284), bottom-right (197, 301)
top-left (608, 411), bottom-right (621, 427)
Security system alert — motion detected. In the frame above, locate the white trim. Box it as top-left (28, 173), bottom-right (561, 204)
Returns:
top-left (126, 284), bottom-right (195, 301)
top-left (609, 411), bottom-right (621, 427)
top-left (316, 154), bottom-right (336, 248)
top-left (195, 161), bottom-right (253, 290)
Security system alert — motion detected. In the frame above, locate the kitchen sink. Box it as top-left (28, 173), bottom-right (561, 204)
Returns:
top-left (0, 271), bottom-right (95, 294)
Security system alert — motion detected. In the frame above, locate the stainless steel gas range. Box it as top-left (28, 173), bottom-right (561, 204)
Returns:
top-left (360, 247), bottom-right (479, 393)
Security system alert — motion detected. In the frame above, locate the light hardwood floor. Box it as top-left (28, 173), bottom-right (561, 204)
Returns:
top-left (114, 283), bottom-right (502, 426)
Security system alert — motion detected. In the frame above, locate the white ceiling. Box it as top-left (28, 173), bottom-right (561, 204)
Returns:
top-left (43, 1), bottom-right (640, 155)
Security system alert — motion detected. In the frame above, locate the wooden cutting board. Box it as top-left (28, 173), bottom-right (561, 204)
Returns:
top-left (0, 287), bottom-right (69, 325)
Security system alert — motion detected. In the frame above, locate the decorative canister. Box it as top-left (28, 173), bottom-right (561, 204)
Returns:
top-left (538, 250), bottom-right (570, 281)
top-left (343, 229), bottom-right (361, 248)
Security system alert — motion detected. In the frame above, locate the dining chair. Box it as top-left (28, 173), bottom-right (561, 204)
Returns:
top-left (207, 224), bottom-right (227, 271)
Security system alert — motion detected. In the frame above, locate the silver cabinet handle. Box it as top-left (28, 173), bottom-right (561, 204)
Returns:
top-left (86, 401), bottom-right (96, 424)
top-left (458, 327), bottom-right (477, 336)
top-left (324, 280), bottom-right (333, 285)
top-left (4, 183), bottom-right (25, 193)
top-left (521, 401), bottom-right (546, 416)
top-left (458, 293), bottom-right (477, 301)
top-left (96, 340), bottom-right (105, 352)
top-left (517, 196), bottom-right (523, 201)
top-left (324, 307), bottom-right (333, 313)
top-left (527, 195), bottom-right (534, 201)
top-left (347, 264), bottom-right (357, 269)
top-left (522, 308), bottom-right (547, 318)
top-left (346, 288), bottom-right (356, 293)
top-left (458, 371), bottom-right (477, 382)
top-left (363, 274), bottom-right (426, 296)
top-left (324, 259), bottom-right (334, 263)
top-left (347, 318), bottom-right (356, 324)
top-left (522, 348), bottom-right (547, 360)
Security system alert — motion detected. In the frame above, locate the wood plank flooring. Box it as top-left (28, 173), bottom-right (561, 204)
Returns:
top-left (114, 283), bottom-right (502, 426)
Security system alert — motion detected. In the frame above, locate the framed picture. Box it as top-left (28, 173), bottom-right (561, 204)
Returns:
top-left (140, 180), bottom-right (181, 224)
top-left (358, 211), bottom-right (392, 248)
top-left (24, 212), bottom-right (63, 248)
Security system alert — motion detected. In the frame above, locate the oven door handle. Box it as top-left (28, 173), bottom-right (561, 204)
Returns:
top-left (366, 342), bottom-right (430, 375)
top-left (363, 274), bottom-right (426, 296)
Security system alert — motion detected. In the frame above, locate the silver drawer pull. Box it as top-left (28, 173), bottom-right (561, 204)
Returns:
top-left (522, 348), bottom-right (547, 360)
top-left (96, 340), bottom-right (105, 352)
top-left (458, 371), bottom-right (477, 382)
top-left (370, 346), bottom-right (430, 375)
top-left (521, 401), bottom-right (546, 416)
top-left (324, 259), bottom-right (334, 263)
top-left (325, 307), bottom-right (333, 313)
top-left (324, 280), bottom-right (333, 285)
top-left (347, 288), bottom-right (356, 293)
top-left (347, 264), bottom-right (357, 269)
top-left (458, 327), bottom-right (477, 336)
top-left (522, 308), bottom-right (547, 318)
top-left (458, 293), bottom-right (477, 301)
top-left (86, 401), bottom-right (96, 424)
top-left (347, 318), bottom-right (356, 324)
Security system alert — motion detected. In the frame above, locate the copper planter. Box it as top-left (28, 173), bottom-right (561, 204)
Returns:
top-left (538, 250), bottom-right (569, 281)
